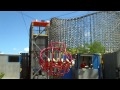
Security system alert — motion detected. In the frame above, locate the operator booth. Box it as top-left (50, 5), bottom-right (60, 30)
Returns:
top-left (73, 53), bottom-right (102, 79)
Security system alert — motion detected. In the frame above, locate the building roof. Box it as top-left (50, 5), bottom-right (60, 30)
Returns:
top-left (0, 54), bottom-right (20, 56)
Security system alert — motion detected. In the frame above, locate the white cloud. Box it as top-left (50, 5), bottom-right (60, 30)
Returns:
top-left (18, 51), bottom-right (23, 54)
top-left (0, 52), bottom-right (4, 54)
top-left (24, 47), bottom-right (29, 52)
top-left (13, 48), bottom-right (17, 50)
top-left (18, 47), bottom-right (29, 54)
top-left (46, 20), bottom-right (50, 23)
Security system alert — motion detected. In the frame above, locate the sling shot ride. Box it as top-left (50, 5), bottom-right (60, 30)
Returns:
top-left (29, 20), bottom-right (75, 79)
top-left (40, 41), bottom-right (75, 77)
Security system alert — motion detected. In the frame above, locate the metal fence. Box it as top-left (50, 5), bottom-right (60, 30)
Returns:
top-left (47, 11), bottom-right (120, 53)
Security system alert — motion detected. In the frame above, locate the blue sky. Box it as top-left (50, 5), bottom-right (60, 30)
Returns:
top-left (0, 11), bottom-right (96, 54)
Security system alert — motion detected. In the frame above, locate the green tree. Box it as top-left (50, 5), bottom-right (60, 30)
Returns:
top-left (67, 41), bottom-right (105, 55)
top-left (67, 47), bottom-right (77, 54)
top-left (0, 73), bottom-right (4, 79)
top-left (88, 41), bottom-right (105, 54)
top-left (77, 43), bottom-right (90, 54)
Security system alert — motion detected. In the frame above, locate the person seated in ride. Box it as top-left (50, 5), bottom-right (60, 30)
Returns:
top-left (80, 60), bottom-right (86, 69)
